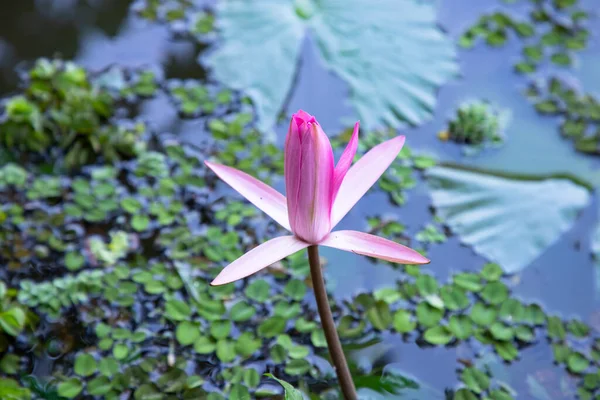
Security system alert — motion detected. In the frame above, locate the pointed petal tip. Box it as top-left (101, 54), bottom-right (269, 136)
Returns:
top-left (411, 254), bottom-right (431, 265)
top-left (210, 276), bottom-right (228, 286)
top-left (400, 248), bottom-right (430, 265)
top-left (394, 135), bottom-right (406, 146)
top-left (320, 230), bottom-right (430, 265)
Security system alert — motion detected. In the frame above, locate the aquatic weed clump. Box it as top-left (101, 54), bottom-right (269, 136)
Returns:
top-left (444, 101), bottom-right (505, 146)
top-left (0, 59), bottom-right (146, 170)
top-left (527, 76), bottom-right (600, 155)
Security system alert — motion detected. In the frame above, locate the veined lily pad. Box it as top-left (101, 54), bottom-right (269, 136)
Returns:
top-left (204, 0), bottom-right (304, 132)
top-left (426, 166), bottom-right (591, 273)
top-left (205, 0), bottom-right (458, 131)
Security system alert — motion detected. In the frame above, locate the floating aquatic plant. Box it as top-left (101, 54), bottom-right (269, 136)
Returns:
top-left (439, 101), bottom-right (507, 152)
top-left (0, 59), bottom-right (146, 170)
top-left (526, 77), bottom-right (600, 155)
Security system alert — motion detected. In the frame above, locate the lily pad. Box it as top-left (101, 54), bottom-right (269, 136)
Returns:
top-left (204, 0), bottom-right (304, 132)
top-left (427, 166), bottom-right (590, 273)
top-left (206, 0), bottom-right (458, 131)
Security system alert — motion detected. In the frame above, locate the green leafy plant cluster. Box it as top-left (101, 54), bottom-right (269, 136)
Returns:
top-left (0, 281), bottom-right (34, 352)
top-left (0, 377), bottom-right (32, 400)
top-left (133, 0), bottom-right (215, 39)
top-left (0, 59), bottom-right (148, 170)
top-left (134, 0), bottom-right (194, 22)
top-left (168, 81), bottom-right (236, 117)
top-left (445, 102), bottom-right (505, 147)
top-left (526, 77), bottom-right (600, 155)
top-left (460, 0), bottom-right (589, 72)
top-left (460, 0), bottom-right (599, 155)
top-left (339, 261), bottom-right (600, 399)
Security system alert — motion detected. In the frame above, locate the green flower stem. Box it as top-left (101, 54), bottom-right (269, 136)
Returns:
top-left (307, 245), bottom-right (357, 400)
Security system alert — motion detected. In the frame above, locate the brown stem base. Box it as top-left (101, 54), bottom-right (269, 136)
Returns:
top-left (307, 245), bottom-right (357, 400)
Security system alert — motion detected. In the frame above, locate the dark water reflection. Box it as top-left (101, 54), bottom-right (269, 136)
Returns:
top-left (1, 0), bottom-right (599, 397)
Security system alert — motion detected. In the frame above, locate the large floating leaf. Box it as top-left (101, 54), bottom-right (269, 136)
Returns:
top-left (426, 166), bottom-right (591, 273)
top-left (310, 0), bottom-right (458, 129)
top-left (205, 0), bottom-right (458, 131)
top-left (204, 0), bottom-right (305, 132)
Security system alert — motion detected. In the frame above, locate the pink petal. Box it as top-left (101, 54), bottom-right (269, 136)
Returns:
top-left (211, 236), bottom-right (310, 285)
top-left (332, 121), bottom-right (359, 201)
top-left (284, 112), bottom-right (335, 244)
top-left (331, 136), bottom-right (406, 228)
top-left (320, 230), bottom-right (430, 264)
top-left (284, 115), bottom-right (303, 235)
top-left (205, 161), bottom-right (291, 231)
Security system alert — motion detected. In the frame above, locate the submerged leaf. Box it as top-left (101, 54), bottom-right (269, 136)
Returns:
top-left (427, 166), bottom-right (590, 273)
top-left (207, 0), bottom-right (458, 131)
top-left (204, 0), bottom-right (304, 132)
top-left (310, 0), bottom-right (458, 129)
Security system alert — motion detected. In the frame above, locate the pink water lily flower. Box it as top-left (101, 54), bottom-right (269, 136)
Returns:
top-left (206, 110), bottom-right (429, 285)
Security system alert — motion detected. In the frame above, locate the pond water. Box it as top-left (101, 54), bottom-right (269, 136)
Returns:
top-left (1, 0), bottom-right (599, 399)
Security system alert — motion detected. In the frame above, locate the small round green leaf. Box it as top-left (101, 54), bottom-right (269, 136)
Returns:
top-left (470, 302), bottom-right (497, 326)
top-left (65, 252), bottom-right (85, 270)
top-left (245, 280), bottom-right (270, 302)
top-left (210, 320), bottom-right (232, 340)
top-left (416, 302), bottom-right (443, 327)
top-left (453, 273), bottom-right (483, 292)
top-left (461, 367), bottom-right (489, 394)
top-left (112, 343), bottom-right (129, 360)
top-left (99, 357), bottom-right (119, 377)
top-left (393, 309), bottom-right (416, 333)
top-left (165, 299), bottom-right (192, 321)
top-left (284, 359), bottom-right (311, 376)
top-left (216, 339), bottom-right (236, 362)
top-left (57, 378), bottom-right (84, 398)
top-left (194, 336), bottom-right (216, 354)
top-left (495, 341), bottom-right (518, 361)
top-left (131, 214), bottom-right (150, 231)
top-left (366, 300), bottom-right (392, 330)
top-left (423, 325), bottom-right (453, 345)
top-left (480, 282), bottom-right (509, 305)
top-left (480, 263), bottom-right (503, 281)
top-left (440, 285), bottom-right (470, 310)
top-left (567, 352), bottom-right (589, 373)
top-left (283, 279), bottom-right (306, 301)
top-left (74, 353), bottom-right (97, 377)
top-left (88, 376), bottom-right (112, 395)
top-left (258, 317), bottom-right (286, 338)
top-left (449, 315), bottom-right (473, 340)
top-left (230, 302), bottom-right (256, 322)
top-left (176, 321), bottom-right (200, 346)
top-left (416, 274), bottom-right (438, 296)
top-left (490, 322), bottom-right (513, 341)
top-left (453, 388), bottom-right (478, 400)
